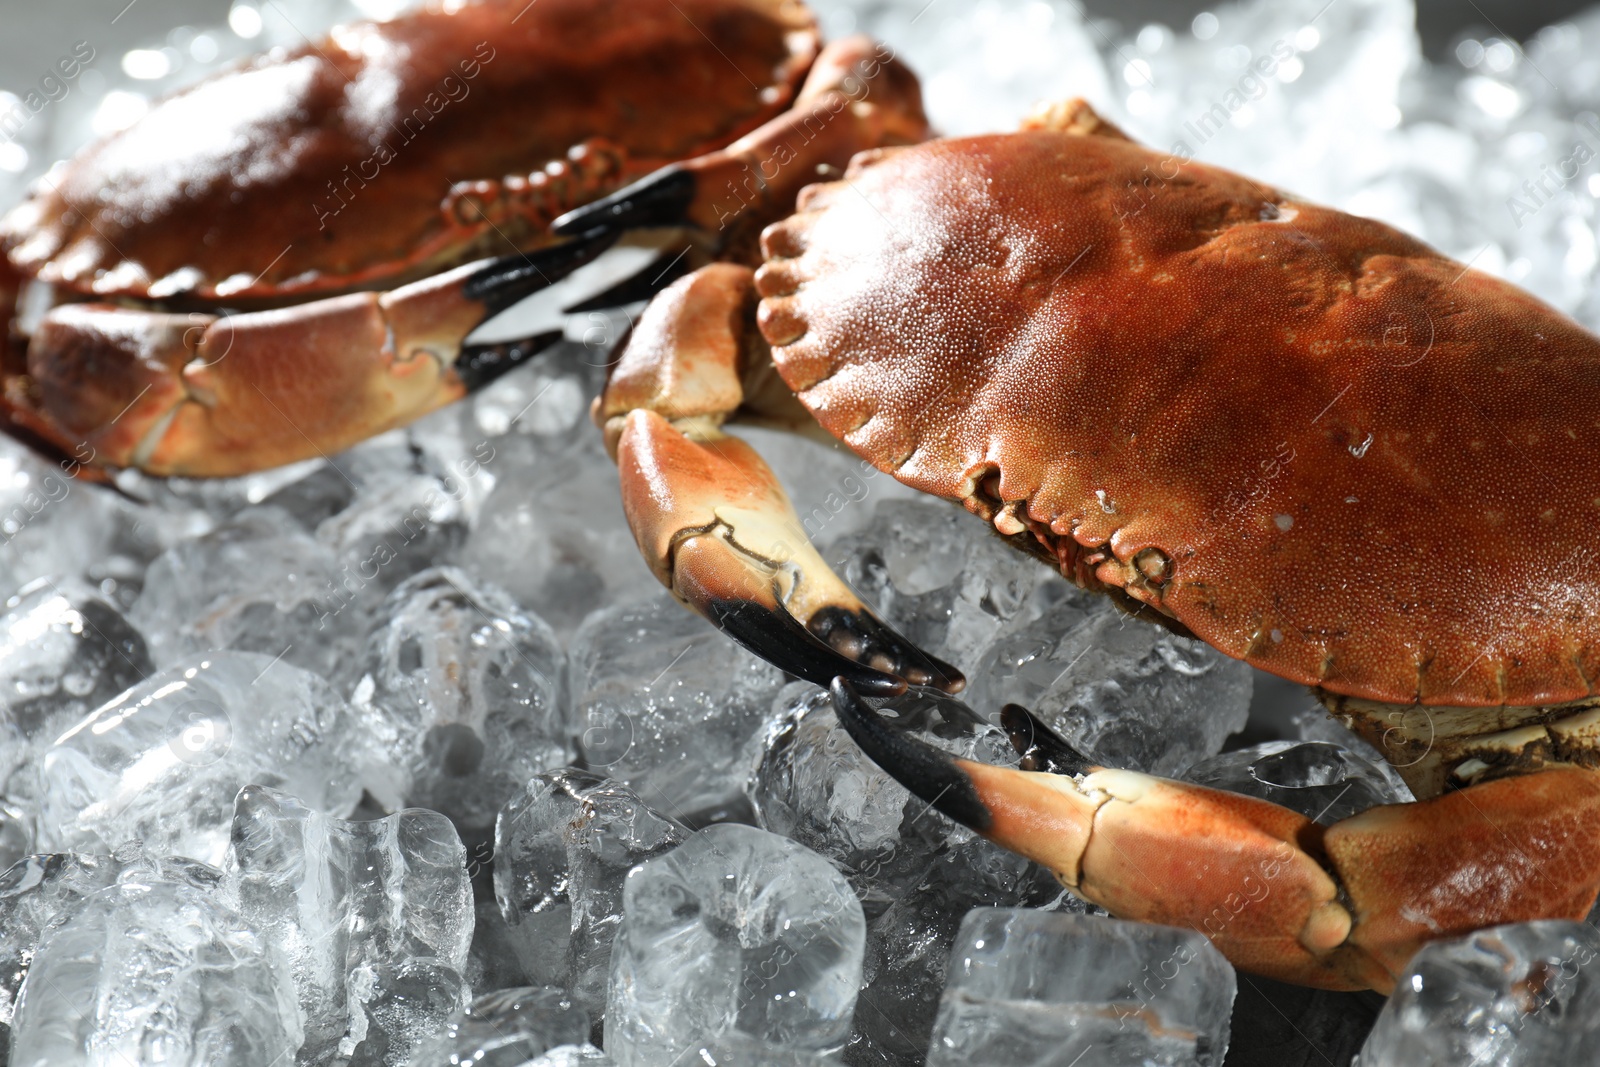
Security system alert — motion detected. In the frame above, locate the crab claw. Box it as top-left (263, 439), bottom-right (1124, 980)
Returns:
top-left (835, 685), bottom-right (1600, 992)
top-left (617, 407), bottom-right (960, 695)
top-left (598, 261), bottom-right (960, 695)
top-left (6, 229), bottom-right (615, 476)
top-left (830, 679), bottom-right (1384, 989)
top-left (553, 35), bottom-right (928, 246)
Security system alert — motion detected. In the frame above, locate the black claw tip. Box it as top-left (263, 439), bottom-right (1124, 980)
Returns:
top-left (454, 330), bottom-right (565, 393)
top-left (702, 596), bottom-right (903, 696)
top-left (807, 606), bottom-right (966, 694)
top-left (999, 703), bottom-right (1093, 776)
top-left (830, 677), bottom-right (993, 833)
top-left (463, 227), bottom-right (621, 317)
top-left (552, 166), bottom-right (698, 236)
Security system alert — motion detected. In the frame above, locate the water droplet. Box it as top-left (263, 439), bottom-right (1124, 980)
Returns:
top-left (1274, 513), bottom-right (1294, 532)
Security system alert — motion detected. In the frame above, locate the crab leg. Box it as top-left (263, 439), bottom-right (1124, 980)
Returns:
top-left (552, 35), bottom-right (929, 247)
top-left (5, 230), bottom-right (616, 477)
top-left (596, 262), bottom-right (960, 695)
top-left (831, 682), bottom-right (1600, 993)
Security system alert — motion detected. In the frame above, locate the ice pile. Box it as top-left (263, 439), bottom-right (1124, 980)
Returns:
top-left (1359, 921), bottom-right (1600, 1064)
top-left (606, 823), bottom-right (866, 1064)
top-left (927, 909), bottom-right (1236, 1066)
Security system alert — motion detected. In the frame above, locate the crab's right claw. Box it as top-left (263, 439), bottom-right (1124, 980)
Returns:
top-left (553, 34), bottom-right (928, 245)
top-left (836, 687), bottom-right (1600, 992)
top-left (830, 680), bottom-right (1383, 989)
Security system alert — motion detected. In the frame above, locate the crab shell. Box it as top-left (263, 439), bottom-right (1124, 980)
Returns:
top-left (0, 0), bottom-right (817, 303)
top-left (754, 119), bottom-right (1600, 711)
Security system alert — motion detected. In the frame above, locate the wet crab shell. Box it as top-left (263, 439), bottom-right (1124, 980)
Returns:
top-left (755, 121), bottom-right (1600, 709)
top-left (0, 0), bottom-right (816, 303)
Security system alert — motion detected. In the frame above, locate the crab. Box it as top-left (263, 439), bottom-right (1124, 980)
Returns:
top-left (0, 0), bottom-right (927, 476)
top-left (539, 98), bottom-right (1600, 994)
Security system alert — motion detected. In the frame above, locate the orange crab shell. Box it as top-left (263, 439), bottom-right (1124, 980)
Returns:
top-left (754, 121), bottom-right (1600, 710)
top-left (1, 0), bottom-right (817, 303)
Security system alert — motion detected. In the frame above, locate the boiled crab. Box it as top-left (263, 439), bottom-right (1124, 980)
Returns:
top-left (549, 99), bottom-right (1600, 993)
top-left (0, 0), bottom-right (927, 475)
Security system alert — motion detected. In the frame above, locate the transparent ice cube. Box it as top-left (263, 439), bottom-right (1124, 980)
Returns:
top-left (131, 507), bottom-right (362, 680)
top-left (927, 909), bottom-right (1236, 1067)
top-left (0, 576), bottom-right (151, 788)
top-left (407, 986), bottom-right (589, 1067)
top-left (31, 651), bottom-right (372, 865)
top-left (606, 824), bottom-right (866, 1065)
top-left (460, 438), bottom-right (655, 635)
top-left (315, 473), bottom-right (471, 609)
top-left (1359, 921), bottom-right (1600, 1065)
top-left (9, 880), bottom-right (302, 1067)
top-left (970, 592), bottom-right (1253, 776)
top-left (493, 768), bottom-right (685, 1013)
top-left (571, 593), bottom-right (786, 819)
top-left (353, 566), bottom-right (570, 829)
top-left (748, 682), bottom-right (1051, 909)
top-left (1184, 740), bottom-right (1412, 824)
top-left (224, 785), bottom-right (474, 1067)
top-left (826, 498), bottom-right (1045, 674)
top-left (0, 847), bottom-right (222, 1034)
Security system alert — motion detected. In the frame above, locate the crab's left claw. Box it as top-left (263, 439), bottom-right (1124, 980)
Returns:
top-left (597, 262), bottom-right (961, 696)
top-left (3, 230), bottom-right (616, 476)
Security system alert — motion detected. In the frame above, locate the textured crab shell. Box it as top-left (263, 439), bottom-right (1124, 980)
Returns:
top-left (0, 0), bottom-right (816, 302)
top-left (755, 124), bottom-right (1600, 709)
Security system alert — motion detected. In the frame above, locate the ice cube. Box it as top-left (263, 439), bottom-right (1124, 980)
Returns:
top-left (9, 879), bottom-right (302, 1067)
top-left (1184, 740), bottom-right (1412, 824)
top-left (849, 846), bottom-right (1060, 1067)
top-left (1358, 921), bottom-right (1600, 1065)
top-left (30, 651), bottom-right (372, 865)
top-left (316, 473), bottom-right (471, 604)
top-left (352, 566), bottom-right (570, 828)
top-left (130, 507), bottom-right (362, 680)
top-left (571, 593), bottom-right (786, 818)
top-left (407, 986), bottom-right (588, 1067)
top-left (606, 824), bottom-right (866, 1064)
top-left (927, 909), bottom-right (1235, 1067)
top-left (461, 438), bottom-right (655, 635)
top-left (826, 498), bottom-right (1045, 674)
top-left (225, 785), bottom-right (474, 1067)
top-left (0, 847), bottom-right (222, 1034)
top-left (0, 576), bottom-right (151, 787)
top-left (493, 769), bottom-right (685, 1011)
top-left (0, 440), bottom-right (171, 601)
top-left (969, 592), bottom-right (1252, 776)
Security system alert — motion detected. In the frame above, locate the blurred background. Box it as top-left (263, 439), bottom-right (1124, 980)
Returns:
top-left (4, 0), bottom-right (1596, 85)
